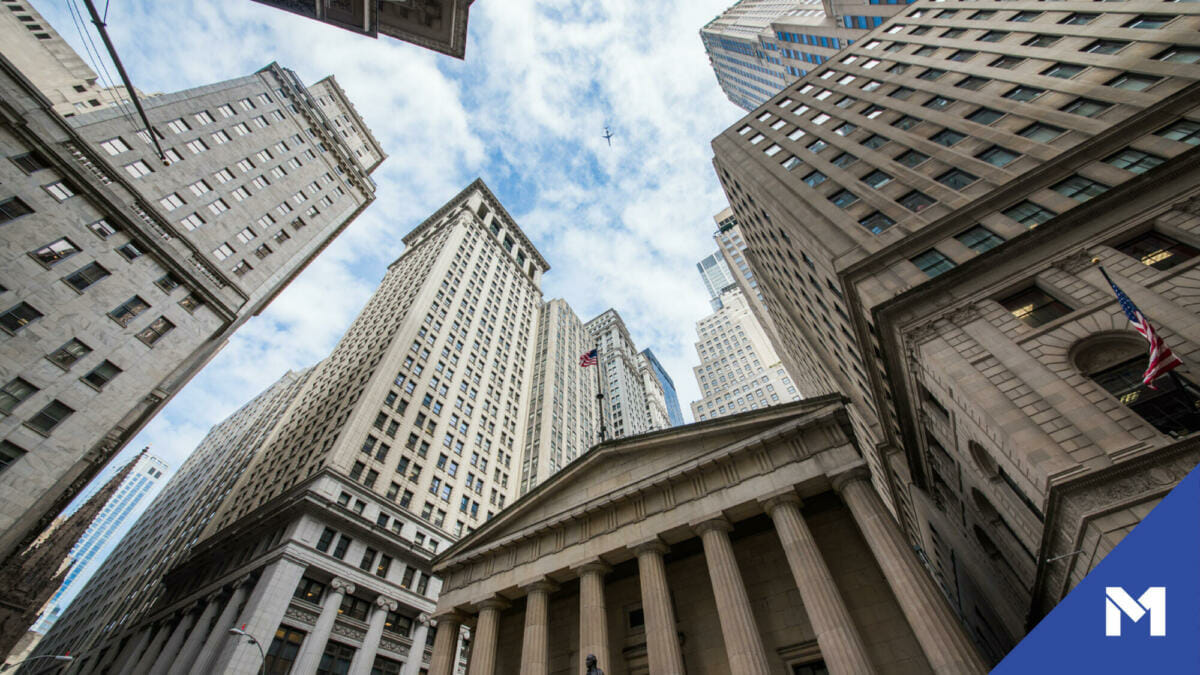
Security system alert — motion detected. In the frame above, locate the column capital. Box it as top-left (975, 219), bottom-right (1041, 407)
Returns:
top-left (374, 595), bottom-right (399, 612)
top-left (330, 577), bottom-right (356, 595)
top-left (478, 597), bottom-right (511, 612)
top-left (232, 573), bottom-right (255, 590)
top-left (760, 491), bottom-right (803, 515)
top-left (631, 538), bottom-right (670, 556)
top-left (830, 466), bottom-right (872, 494)
top-left (574, 559), bottom-right (612, 577)
top-left (692, 516), bottom-right (734, 536)
top-left (520, 579), bottom-right (560, 595)
top-left (432, 610), bottom-right (467, 626)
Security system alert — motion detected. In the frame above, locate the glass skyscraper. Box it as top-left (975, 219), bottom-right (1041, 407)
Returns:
top-left (641, 348), bottom-right (685, 427)
top-left (31, 453), bottom-right (168, 633)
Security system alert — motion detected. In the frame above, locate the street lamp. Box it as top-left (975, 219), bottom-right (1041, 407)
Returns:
top-left (1, 655), bottom-right (73, 673)
top-left (228, 626), bottom-right (266, 675)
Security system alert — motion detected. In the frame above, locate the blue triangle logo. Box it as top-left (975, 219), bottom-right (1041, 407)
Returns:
top-left (993, 462), bottom-right (1200, 672)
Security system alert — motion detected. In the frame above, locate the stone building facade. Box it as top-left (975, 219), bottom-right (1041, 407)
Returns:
top-left (690, 287), bottom-right (799, 423)
top-left (520, 298), bottom-right (598, 497)
top-left (710, 0), bottom-right (1200, 660)
top-left (0, 0), bottom-right (140, 119)
top-left (29, 369), bottom-right (310, 671)
top-left (585, 310), bottom-right (671, 441)
top-left (0, 54), bottom-right (381, 569)
top-left (427, 397), bottom-right (988, 675)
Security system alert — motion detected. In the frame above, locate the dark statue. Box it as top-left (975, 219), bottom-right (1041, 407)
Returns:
top-left (585, 653), bottom-right (604, 675)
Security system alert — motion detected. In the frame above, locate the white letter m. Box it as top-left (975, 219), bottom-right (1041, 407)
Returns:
top-left (1106, 586), bottom-right (1166, 636)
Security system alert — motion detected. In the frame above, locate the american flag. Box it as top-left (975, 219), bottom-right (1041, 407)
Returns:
top-left (579, 349), bottom-right (598, 368)
top-left (1099, 265), bottom-right (1182, 388)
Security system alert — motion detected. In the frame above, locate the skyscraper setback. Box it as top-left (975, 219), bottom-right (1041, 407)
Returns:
top-left (712, 0), bottom-right (1200, 657)
top-left (0, 46), bottom-right (382, 574)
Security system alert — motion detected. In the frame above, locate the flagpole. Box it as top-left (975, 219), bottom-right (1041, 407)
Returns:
top-left (594, 340), bottom-right (607, 443)
top-left (1092, 258), bottom-right (1185, 390)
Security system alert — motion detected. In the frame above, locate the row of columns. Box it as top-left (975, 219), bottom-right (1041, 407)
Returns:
top-left (78, 559), bottom-right (432, 675)
top-left (428, 470), bottom-right (986, 675)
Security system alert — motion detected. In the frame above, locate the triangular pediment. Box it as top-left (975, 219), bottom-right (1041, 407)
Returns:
top-left (434, 396), bottom-right (847, 565)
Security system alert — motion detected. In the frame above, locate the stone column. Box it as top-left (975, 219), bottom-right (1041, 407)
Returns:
top-left (108, 628), bottom-right (152, 675)
top-left (290, 577), bottom-right (355, 674)
top-left (427, 612), bottom-right (464, 675)
top-left (348, 595), bottom-right (399, 675)
top-left (148, 608), bottom-right (198, 675)
top-left (695, 518), bottom-right (772, 675)
top-left (168, 593), bottom-right (223, 675)
top-left (188, 580), bottom-right (250, 675)
top-left (575, 560), bottom-right (611, 674)
top-left (763, 493), bottom-right (877, 675)
top-left (467, 598), bottom-right (508, 675)
top-left (519, 580), bottom-right (557, 675)
top-left (401, 616), bottom-right (431, 675)
top-left (633, 539), bottom-right (684, 674)
top-left (130, 622), bottom-right (171, 675)
top-left (834, 468), bottom-right (987, 674)
top-left (210, 558), bottom-right (308, 674)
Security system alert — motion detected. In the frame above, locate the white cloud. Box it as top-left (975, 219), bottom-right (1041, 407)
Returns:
top-left (42, 0), bottom-right (743, 508)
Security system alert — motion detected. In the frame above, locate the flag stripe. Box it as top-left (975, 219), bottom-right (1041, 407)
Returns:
top-left (1099, 266), bottom-right (1182, 388)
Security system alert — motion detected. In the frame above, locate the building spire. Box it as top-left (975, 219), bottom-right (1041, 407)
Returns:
top-left (0, 448), bottom-right (149, 656)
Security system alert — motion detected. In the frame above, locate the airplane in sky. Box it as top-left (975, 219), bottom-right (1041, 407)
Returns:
top-left (602, 126), bottom-right (614, 147)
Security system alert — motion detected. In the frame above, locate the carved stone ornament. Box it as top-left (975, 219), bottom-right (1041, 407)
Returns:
top-left (946, 303), bottom-right (982, 327)
top-left (284, 605), bottom-right (319, 626)
top-left (1053, 249), bottom-right (1096, 275)
top-left (379, 637), bottom-right (404, 654)
top-left (375, 595), bottom-right (399, 612)
top-left (905, 321), bottom-right (939, 344)
top-left (331, 621), bottom-right (366, 641)
top-left (330, 577), bottom-right (356, 595)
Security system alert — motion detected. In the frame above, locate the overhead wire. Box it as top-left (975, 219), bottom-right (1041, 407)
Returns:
top-left (64, 0), bottom-right (141, 131)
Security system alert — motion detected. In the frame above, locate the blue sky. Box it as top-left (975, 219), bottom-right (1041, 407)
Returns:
top-left (41, 0), bottom-right (742, 605)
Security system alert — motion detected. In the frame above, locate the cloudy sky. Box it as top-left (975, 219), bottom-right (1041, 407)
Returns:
top-left (42, 0), bottom-right (744, 600)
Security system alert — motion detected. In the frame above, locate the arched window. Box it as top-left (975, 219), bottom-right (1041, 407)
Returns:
top-left (1073, 334), bottom-right (1200, 438)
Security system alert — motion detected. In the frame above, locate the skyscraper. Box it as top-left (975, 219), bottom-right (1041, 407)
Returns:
top-left (0, 50), bottom-right (382, 568)
top-left (640, 348), bottom-right (685, 427)
top-left (690, 287), bottom-right (799, 422)
top-left (711, 0), bottom-right (1200, 659)
top-left (697, 250), bottom-right (738, 310)
top-left (519, 298), bottom-right (598, 495)
top-left (34, 179), bottom-right (545, 675)
top-left (701, 0), bottom-right (916, 111)
top-left (32, 453), bottom-right (168, 634)
top-left (250, 0), bottom-right (475, 58)
top-left (31, 370), bottom-right (310, 669)
top-left (0, 0), bottom-right (141, 119)
top-left (585, 309), bottom-right (670, 440)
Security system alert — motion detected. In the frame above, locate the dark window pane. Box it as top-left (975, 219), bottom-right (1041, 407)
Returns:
top-left (1000, 287), bottom-right (1071, 327)
top-left (937, 169), bottom-right (979, 190)
top-left (1115, 231), bottom-right (1198, 270)
top-left (956, 225), bottom-right (1005, 253)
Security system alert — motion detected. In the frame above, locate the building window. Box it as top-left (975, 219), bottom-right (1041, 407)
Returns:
top-left (898, 190), bottom-right (936, 212)
top-left (124, 160), bottom-right (153, 179)
top-left (956, 225), bottom-right (1005, 253)
top-left (371, 655), bottom-right (403, 675)
top-left (315, 528), bottom-right (336, 553)
top-left (0, 377), bottom-right (38, 414)
top-left (802, 171), bottom-right (826, 187)
top-left (1155, 120), bottom-right (1200, 145)
top-left (1115, 231), bottom-right (1198, 270)
top-left (82, 360), bottom-right (121, 389)
top-left (1051, 175), bottom-right (1110, 202)
top-left (828, 189), bottom-right (859, 208)
top-left (1123, 14), bottom-right (1174, 29)
top-left (1, 302), bottom-right (44, 333)
top-left (88, 219), bottom-right (118, 238)
top-left (1003, 201), bottom-right (1057, 228)
top-left (136, 316), bottom-right (175, 346)
top-left (1078, 339), bottom-right (1199, 438)
top-left (0, 440), bottom-right (26, 474)
top-left (1061, 98), bottom-right (1112, 118)
top-left (955, 76), bottom-right (989, 91)
top-left (976, 146), bottom-right (1020, 167)
top-left (858, 211), bottom-right (895, 234)
top-left (332, 535), bottom-right (351, 559)
top-left (99, 137), bottom-right (130, 155)
top-left (47, 338), bottom-right (92, 369)
top-left (966, 107), bottom-right (1003, 125)
top-left (338, 595), bottom-right (370, 622)
top-left (26, 399), bottom-right (74, 435)
top-left (1042, 63), bottom-right (1084, 79)
top-left (0, 197), bottom-right (34, 224)
top-left (116, 243), bottom-right (144, 261)
top-left (936, 169), bottom-right (978, 190)
top-left (1000, 286), bottom-right (1071, 327)
top-left (990, 55), bottom-right (1024, 70)
top-left (861, 170), bottom-right (892, 188)
top-left (316, 641), bottom-right (356, 675)
top-left (1018, 123), bottom-right (1065, 143)
top-left (11, 151), bottom-right (52, 174)
top-left (911, 250), bottom-right (956, 278)
top-left (1156, 45), bottom-right (1200, 64)
top-left (264, 626), bottom-right (306, 674)
top-left (65, 262), bottom-right (110, 291)
top-left (109, 296), bottom-right (149, 327)
top-left (1105, 148), bottom-right (1165, 175)
top-left (32, 238), bottom-right (81, 266)
top-left (896, 150), bottom-right (929, 167)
